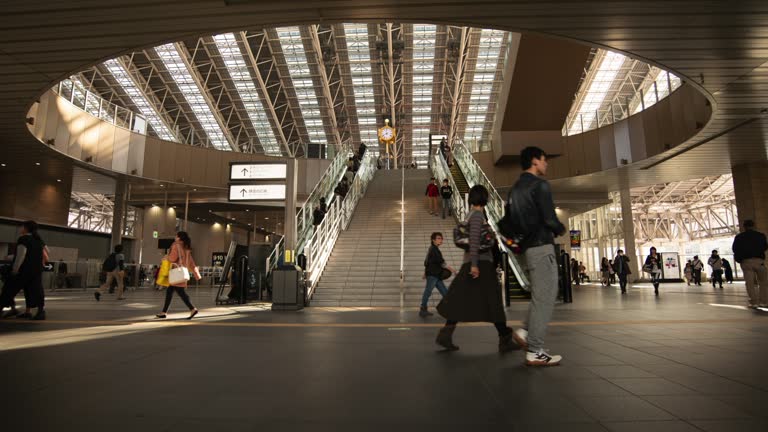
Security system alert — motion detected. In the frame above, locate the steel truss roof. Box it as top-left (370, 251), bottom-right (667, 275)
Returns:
top-left (65, 23), bottom-right (512, 161)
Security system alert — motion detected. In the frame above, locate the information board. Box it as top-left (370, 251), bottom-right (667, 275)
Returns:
top-left (228, 184), bottom-right (286, 201)
top-left (230, 163), bottom-right (286, 181)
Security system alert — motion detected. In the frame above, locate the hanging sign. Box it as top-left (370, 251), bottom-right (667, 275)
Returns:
top-left (230, 163), bottom-right (286, 181)
top-left (569, 230), bottom-right (582, 250)
top-left (228, 184), bottom-right (286, 201)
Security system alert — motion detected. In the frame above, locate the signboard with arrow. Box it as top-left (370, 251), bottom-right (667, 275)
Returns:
top-left (229, 163), bottom-right (286, 181)
top-left (228, 184), bottom-right (286, 201)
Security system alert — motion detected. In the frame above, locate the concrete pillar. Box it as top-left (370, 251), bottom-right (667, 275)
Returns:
top-left (619, 187), bottom-right (639, 280)
top-left (732, 160), bottom-right (768, 231)
top-left (110, 181), bottom-right (127, 251)
top-left (283, 158), bottom-right (298, 262)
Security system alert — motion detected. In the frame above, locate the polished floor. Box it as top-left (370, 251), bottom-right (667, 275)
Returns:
top-left (1, 281), bottom-right (767, 432)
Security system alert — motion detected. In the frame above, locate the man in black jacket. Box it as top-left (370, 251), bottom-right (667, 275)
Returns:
top-left (732, 219), bottom-right (768, 307)
top-left (509, 147), bottom-right (566, 366)
top-left (613, 249), bottom-right (632, 294)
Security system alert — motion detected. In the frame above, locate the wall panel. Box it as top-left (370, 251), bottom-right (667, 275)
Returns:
top-left (96, 121), bottom-right (115, 169)
top-left (113, 127), bottom-right (131, 173)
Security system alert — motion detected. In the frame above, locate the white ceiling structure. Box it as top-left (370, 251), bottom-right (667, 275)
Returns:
top-left (65, 24), bottom-right (513, 167)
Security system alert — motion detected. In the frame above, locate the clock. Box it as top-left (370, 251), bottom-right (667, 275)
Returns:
top-left (377, 119), bottom-right (397, 146)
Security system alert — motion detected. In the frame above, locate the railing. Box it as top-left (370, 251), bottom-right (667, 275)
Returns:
top-left (53, 78), bottom-right (148, 135)
top-left (449, 140), bottom-right (530, 289)
top-left (303, 151), bottom-right (376, 299)
top-left (265, 145), bottom-right (353, 274)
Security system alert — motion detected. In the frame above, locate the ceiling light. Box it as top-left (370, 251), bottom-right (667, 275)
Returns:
top-left (245, 209), bottom-right (249, 212)
top-left (264, 217), bottom-right (269, 220)
top-left (1, 163), bottom-right (6, 167)
top-left (56, 179), bottom-right (61, 183)
top-left (160, 184), bottom-right (165, 187)
top-left (35, 162), bottom-right (40, 166)
top-left (193, 188), bottom-right (197, 191)
top-left (87, 178), bottom-right (92, 181)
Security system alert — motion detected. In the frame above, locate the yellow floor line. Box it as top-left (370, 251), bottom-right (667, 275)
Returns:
top-left (0, 317), bottom-right (759, 328)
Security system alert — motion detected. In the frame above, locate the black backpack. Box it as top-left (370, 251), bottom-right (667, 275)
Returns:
top-left (497, 186), bottom-right (535, 253)
top-left (102, 253), bottom-right (117, 272)
top-left (454, 211), bottom-right (496, 252)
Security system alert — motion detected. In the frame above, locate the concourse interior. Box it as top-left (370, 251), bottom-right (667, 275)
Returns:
top-left (2, 282), bottom-right (768, 431)
top-left (2, 2), bottom-right (768, 432)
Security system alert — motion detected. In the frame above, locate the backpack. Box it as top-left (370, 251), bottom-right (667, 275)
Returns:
top-left (497, 186), bottom-right (536, 254)
top-left (102, 253), bottom-right (117, 272)
top-left (454, 210), bottom-right (496, 252)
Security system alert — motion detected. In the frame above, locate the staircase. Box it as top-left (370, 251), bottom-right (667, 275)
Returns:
top-left (311, 169), bottom-right (465, 307)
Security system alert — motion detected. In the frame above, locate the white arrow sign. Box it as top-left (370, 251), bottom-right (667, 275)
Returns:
top-left (230, 163), bottom-right (286, 181)
top-left (228, 184), bottom-right (286, 201)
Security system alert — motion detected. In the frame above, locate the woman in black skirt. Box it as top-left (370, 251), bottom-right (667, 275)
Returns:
top-left (435, 185), bottom-right (518, 353)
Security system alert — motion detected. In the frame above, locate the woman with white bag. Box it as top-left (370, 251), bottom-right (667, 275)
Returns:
top-left (156, 232), bottom-right (200, 319)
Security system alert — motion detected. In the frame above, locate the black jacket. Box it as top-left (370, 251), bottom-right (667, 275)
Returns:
top-left (440, 185), bottom-right (453, 199)
top-left (508, 173), bottom-right (565, 249)
top-left (424, 244), bottom-right (445, 277)
top-left (732, 229), bottom-right (767, 263)
top-left (613, 255), bottom-right (631, 275)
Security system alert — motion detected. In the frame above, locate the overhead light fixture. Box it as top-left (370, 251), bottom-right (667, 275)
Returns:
top-left (193, 188), bottom-right (197, 191)
top-left (87, 178), bottom-right (92, 181)
top-left (160, 184), bottom-right (165, 187)
top-left (1, 163), bottom-right (6, 167)
top-left (245, 209), bottom-right (249, 212)
top-left (56, 179), bottom-right (61, 183)
top-left (264, 217), bottom-right (269, 220)
top-left (35, 162), bottom-right (40, 166)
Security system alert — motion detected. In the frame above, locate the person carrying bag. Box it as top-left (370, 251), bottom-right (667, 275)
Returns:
top-left (156, 231), bottom-right (200, 320)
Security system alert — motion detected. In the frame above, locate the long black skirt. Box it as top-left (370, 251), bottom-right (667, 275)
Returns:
top-left (436, 260), bottom-right (506, 323)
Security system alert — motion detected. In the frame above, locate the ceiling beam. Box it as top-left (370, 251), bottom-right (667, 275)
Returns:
top-left (239, 31), bottom-right (293, 157)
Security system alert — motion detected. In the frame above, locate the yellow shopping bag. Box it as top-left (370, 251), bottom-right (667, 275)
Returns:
top-left (156, 259), bottom-right (171, 287)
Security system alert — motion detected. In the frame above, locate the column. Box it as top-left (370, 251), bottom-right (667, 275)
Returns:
top-left (110, 180), bottom-right (127, 250)
top-left (619, 187), bottom-right (639, 280)
top-left (732, 160), bottom-right (768, 232)
top-left (283, 158), bottom-right (298, 263)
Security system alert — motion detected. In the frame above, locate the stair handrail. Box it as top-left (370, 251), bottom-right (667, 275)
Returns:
top-left (266, 145), bottom-right (353, 275)
top-left (450, 140), bottom-right (531, 289)
top-left (303, 151), bottom-right (376, 299)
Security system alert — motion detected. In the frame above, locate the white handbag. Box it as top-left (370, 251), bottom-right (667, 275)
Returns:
top-left (168, 245), bottom-right (191, 285)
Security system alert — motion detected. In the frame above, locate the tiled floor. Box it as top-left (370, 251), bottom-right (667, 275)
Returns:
top-left (1, 281), bottom-right (766, 431)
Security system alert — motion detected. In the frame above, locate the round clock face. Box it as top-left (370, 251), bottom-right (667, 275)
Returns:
top-left (381, 128), bottom-right (394, 140)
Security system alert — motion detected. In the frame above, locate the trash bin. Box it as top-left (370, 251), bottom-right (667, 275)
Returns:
top-left (271, 266), bottom-right (305, 311)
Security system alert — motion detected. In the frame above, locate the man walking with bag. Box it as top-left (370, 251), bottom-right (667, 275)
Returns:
top-left (501, 147), bottom-right (566, 366)
top-left (95, 244), bottom-right (126, 301)
top-left (733, 219), bottom-right (768, 308)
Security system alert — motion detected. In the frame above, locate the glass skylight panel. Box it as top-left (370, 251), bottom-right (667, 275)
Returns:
top-left (566, 50), bottom-right (626, 136)
top-left (462, 29), bottom-right (505, 143)
top-left (154, 44), bottom-right (231, 150)
top-left (213, 33), bottom-right (282, 156)
top-left (343, 23), bottom-right (378, 147)
top-left (277, 26), bottom-right (329, 145)
top-left (102, 59), bottom-right (177, 141)
top-left (410, 24), bottom-right (437, 165)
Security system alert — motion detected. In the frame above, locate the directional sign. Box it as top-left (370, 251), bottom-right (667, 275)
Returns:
top-left (230, 163), bottom-right (286, 181)
top-left (228, 184), bottom-right (286, 201)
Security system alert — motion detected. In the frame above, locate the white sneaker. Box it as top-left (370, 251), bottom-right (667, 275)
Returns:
top-left (513, 328), bottom-right (528, 349)
top-left (525, 349), bottom-right (562, 366)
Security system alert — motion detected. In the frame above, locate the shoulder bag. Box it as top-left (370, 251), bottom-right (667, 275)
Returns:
top-left (168, 245), bottom-right (191, 286)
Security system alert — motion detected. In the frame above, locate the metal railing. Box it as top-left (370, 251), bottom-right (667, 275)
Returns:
top-left (447, 140), bottom-right (530, 289)
top-left (265, 145), bottom-right (354, 274)
top-left (303, 151), bottom-right (376, 299)
top-left (53, 79), bottom-right (148, 135)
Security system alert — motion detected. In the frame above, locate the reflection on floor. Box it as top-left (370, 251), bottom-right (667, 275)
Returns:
top-left (1, 282), bottom-right (767, 431)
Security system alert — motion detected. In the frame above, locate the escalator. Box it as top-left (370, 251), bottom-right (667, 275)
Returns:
top-left (433, 144), bottom-right (531, 302)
